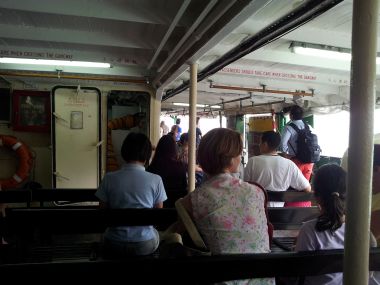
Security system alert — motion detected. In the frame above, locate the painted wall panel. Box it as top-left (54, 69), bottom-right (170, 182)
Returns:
top-left (53, 87), bottom-right (100, 188)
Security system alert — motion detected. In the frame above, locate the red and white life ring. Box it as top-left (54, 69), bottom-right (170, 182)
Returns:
top-left (0, 135), bottom-right (33, 190)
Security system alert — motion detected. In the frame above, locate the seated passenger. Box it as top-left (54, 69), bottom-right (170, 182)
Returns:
top-left (147, 134), bottom-right (187, 207)
top-left (295, 164), bottom-right (379, 284)
top-left (177, 128), bottom-right (275, 285)
top-left (244, 131), bottom-right (311, 207)
top-left (96, 133), bottom-right (167, 258)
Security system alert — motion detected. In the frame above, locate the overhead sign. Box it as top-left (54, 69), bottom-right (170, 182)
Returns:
top-left (0, 49), bottom-right (73, 60)
top-left (219, 65), bottom-right (350, 86)
top-left (0, 47), bottom-right (138, 65)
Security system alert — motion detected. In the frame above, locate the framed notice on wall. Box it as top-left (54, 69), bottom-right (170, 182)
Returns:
top-left (13, 90), bottom-right (51, 132)
top-left (70, 111), bottom-right (83, 129)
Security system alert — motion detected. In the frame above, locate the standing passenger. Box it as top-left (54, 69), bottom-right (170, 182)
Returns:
top-left (147, 135), bottom-right (187, 207)
top-left (244, 131), bottom-right (311, 207)
top-left (168, 125), bottom-right (179, 142)
top-left (177, 128), bottom-right (274, 285)
top-left (280, 105), bottom-right (314, 207)
top-left (96, 133), bottom-right (167, 258)
top-left (160, 120), bottom-right (169, 137)
top-left (195, 117), bottom-right (202, 148)
top-left (175, 118), bottom-right (182, 142)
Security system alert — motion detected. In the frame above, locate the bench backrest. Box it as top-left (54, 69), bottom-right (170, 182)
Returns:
top-left (267, 190), bottom-right (315, 203)
top-left (4, 206), bottom-right (320, 234)
top-left (1, 189), bottom-right (316, 204)
top-left (5, 208), bottom-right (177, 234)
top-left (0, 248), bottom-right (379, 282)
top-left (0, 188), bottom-right (98, 205)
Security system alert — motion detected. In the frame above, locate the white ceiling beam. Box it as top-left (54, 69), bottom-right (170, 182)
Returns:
top-left (212, 43), bottom-right (380, 76)
top-left (158, 0), bottom-right (273, 90)
top-left (148, 0), bottom-right (191, 70)
top-left (0, 23), bottom-right (151, 50)
top-left (0, 0), bottom-right (175, 25)
top-left (157, 0), bottom-right (218, 73)
top-left (234, 48), bottom-right (350, 71)
top-left (233, 19), bottom-right (354, 49)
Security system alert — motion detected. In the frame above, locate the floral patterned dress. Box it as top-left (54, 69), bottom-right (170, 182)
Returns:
top-left (189, 173), bottom-right (275, 285)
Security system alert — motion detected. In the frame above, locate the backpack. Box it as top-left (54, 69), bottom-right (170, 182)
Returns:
top-left (289, 122), bottom-right (321, 163)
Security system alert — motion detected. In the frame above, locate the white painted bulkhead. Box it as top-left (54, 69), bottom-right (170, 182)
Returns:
top-left (0, 81), bottom-right (157, 189)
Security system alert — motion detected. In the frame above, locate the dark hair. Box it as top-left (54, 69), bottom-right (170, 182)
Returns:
top-left (290, 105), bottom-right (304, 120)
top-left (261, 131), bottom-right (281, 151)
top-left (121, 132), bottom-right (152, 164)
top-left (197, 128), bottom-right (242, 176)
top-left (171, 125), bottom-right (179, 132)
top-left (176, 118), bottom-right (181, 125)
top-left (149, 134), bottom-right (179, 166)
top-left (179, 133), bottom-right (188, 145)
top-left (313, 164), bottom-right (346, 232)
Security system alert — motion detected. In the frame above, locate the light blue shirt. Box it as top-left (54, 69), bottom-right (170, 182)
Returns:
top-left (279, 119), bottom-right (306, 156)
top-left (96, 163), bottom-right (167, 242)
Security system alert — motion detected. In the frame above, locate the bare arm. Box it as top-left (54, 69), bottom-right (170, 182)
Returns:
top-left (279, 127), bottom-right (291, 153)
top-left (154, 201), bottom-right (163, 208)
top-left (304, 184), bottom-right (312, 192)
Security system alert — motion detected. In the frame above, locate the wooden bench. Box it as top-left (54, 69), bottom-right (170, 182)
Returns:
top-left (32, 189), bottom-right (98, 206)
top-left (0, 188), bottom-right (98, 206)
top-left (2, 206), bottom-right (319, 257)
top-left (0, 189), bottom-right (31, 205)
top-left (266, 190), bottom-right (319, 251)
top-left (0, 188), bottom-right (316, 208)
top-left (4, 206), bottom-right (319, 234)
top-left (5, 208), bottom-right (177, 234)
top-left (267, 190), bottom-right (315, 203)
top-left (1, 189), bottom-right (320, 255)
top-left (0, 248), bottom-right (379, 283)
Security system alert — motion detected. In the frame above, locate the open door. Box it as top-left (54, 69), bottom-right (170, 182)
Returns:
top-left (52, 86), bottom-right (101, 188)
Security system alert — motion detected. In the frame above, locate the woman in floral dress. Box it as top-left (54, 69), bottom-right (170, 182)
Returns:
top-left (178, 128), bottom-right (274, 285)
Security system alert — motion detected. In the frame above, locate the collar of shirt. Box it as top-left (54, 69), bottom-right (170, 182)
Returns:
top-left (122, 163), bottom-right (145, 171)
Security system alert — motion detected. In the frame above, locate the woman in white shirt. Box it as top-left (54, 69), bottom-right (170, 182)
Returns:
top-left (296, 164), bottom-right (379, 285)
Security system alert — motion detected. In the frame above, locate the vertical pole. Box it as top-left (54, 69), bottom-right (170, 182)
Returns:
top-left (188, 63), bottom-right (198, 192)
top-left (344, 0), bottom-right (378, 284)
top-left (219, 111), bottom-right (222, 127)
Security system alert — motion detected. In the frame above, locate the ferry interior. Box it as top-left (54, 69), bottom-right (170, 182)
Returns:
top-left (0, 0), bottom-right (374, 186)
top-left (0, 0), bottom-right (380, 280)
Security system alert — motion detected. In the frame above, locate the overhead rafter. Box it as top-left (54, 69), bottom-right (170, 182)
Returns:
top-left (162, 0), bottom-right (343, 101)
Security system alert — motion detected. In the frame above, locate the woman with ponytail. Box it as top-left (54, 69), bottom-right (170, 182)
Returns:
top-left (295, 163), bottom-right (379, 285)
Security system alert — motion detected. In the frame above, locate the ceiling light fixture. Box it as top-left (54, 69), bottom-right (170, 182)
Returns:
top-left (290, 42), bottom-right (380, 64)
top-left (0, 57), bottom-right (111, 68)
top-left (173, 102), bottom-right (221, 109)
